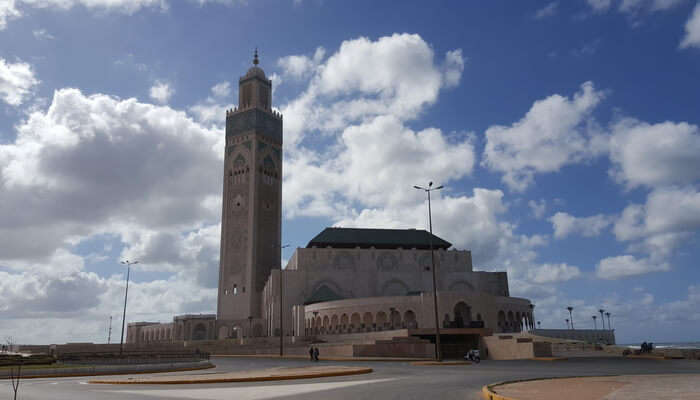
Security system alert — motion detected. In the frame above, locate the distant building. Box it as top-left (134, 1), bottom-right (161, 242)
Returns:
top-left (127, 53), bottom-right (533, 346)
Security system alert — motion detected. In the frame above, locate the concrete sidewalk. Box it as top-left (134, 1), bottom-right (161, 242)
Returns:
top-left (484, 374), bottom-right (700, 400)
top-left (89, 365), bottom-right (373, 384)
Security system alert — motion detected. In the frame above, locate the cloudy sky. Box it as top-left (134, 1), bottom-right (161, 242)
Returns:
top-left (1, 0), bottom-right (699, 345)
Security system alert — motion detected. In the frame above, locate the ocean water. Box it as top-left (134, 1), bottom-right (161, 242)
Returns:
top-left (623, 342), bottom-right (700, 350)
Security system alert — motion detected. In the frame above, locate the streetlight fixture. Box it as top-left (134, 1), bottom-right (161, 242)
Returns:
top-left (599, 309), bottom-right (605, 330)
top-left (565, 319), bottom-right (569, 329)
top-left (279, 244), bottom-right (289, 357)
top-left (592, 315), bottom-right (597, 330)
top-left (413, 181), bottom-right (444, 362)
top-left (606, 312), bottom-right (612, 330)
top-left (119, 260), bottom-right (139, 356)
top-left (567, 306), bottom-right (574, 329)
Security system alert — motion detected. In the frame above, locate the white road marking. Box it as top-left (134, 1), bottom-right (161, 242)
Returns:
top-left (105, 378), bottom-right (398, 400)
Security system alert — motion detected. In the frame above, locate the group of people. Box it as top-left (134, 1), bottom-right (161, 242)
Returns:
top-left (308, 346), bottom-right (320, 361)
top-left (640, 342), bottom-right (654, 353)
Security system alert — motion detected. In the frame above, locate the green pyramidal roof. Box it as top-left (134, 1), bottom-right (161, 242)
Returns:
top-left (306, 227), bottom-right (452, 250)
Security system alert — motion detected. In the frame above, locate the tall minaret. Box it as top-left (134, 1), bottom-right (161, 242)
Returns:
top-left (217, 50), bottom-right (283, 334)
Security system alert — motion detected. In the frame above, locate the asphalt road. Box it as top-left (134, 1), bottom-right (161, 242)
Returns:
top-left (4, 356), bottom-right (700, 400)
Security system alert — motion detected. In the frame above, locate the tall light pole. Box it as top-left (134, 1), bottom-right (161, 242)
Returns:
top-left (567, 306), bottom-right (574, 330)
top-left (599, 309), bottom-right (605, 330)
top-left (119, 260), bottom-right (138, 356)
top-left (413, 181), bottom-right (444, 362)
top-left (592, 315), bottom-right (597, 330)
top-left (606, 312), bottom-right (612, 330)
top-left (279, 244), bottom-right (289, 357)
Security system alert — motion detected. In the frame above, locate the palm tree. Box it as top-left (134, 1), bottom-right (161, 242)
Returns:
top-left (567, 306), bottom-right (574, 329)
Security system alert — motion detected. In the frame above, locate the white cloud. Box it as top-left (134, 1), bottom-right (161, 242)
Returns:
top-left (549, 212), bottom-right (613, 239)
top-left (528, 199), bottom-right (547, 219)
top-left (149, 81), bottom-right (174, 103)
top-left (188, 82), bottom-right (235, 125)
top-left (0, 57), bottom-right (40, 106)
top-left (0, 88), bottom-right (222, 261)
top-left (596, 254), bottom-right (670, 279)
top-left (210, 81), bottom-right (230, 98)
top-left (281, 34), bottom-right (465, 148)
top-left (442, 49), bottom-right (465, 88)
top-left (681, 3), bottom-right (700, 49)
top-left (32, 28), bottom-right (55, 40)
top-left (482, 82), bottom-right (607, 191)
top-left (586, 0), bottom-right (612, 12)
top-left (619, 0), bottom-right (685, 13)
top-left (609, 118), bottom-right (700, 189)
top-left (527, 263), bottom-right (581, 284)
top-left (277, 47), bottom-right (325, 80)
top-left (0, 0), bottom-right (20, 30)
top-left (614, 187), bottom-right (700, 257)
top-left (534, 2), bottom-right (558, 19)
top-left (0, 85), bottom-right (226, 343)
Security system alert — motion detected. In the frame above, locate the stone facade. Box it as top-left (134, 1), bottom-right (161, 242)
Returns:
top-left (127, 315), bottom-right (216, 344)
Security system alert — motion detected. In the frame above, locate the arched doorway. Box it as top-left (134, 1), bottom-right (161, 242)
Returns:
top-left (362, 312), bottom-right (374, 331)
top-left (453, 302), bottom-right (472, 328)
top-left (404, 310), bottom-right (417, 329)
top-left (376, 311), bottom-right (387, 330)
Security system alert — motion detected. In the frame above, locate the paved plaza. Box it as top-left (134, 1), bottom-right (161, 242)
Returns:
top-left (3, 356), bottom-right (700, 400)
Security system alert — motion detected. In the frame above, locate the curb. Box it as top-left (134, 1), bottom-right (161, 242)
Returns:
top-left (481, 375), bottom-right (620, 400)
top-left (89, 366), bottom-right (373, 384)
top-left (530, 357), bottom-right (568, 361)
top-left (0, 363), bottom-right (214, 380)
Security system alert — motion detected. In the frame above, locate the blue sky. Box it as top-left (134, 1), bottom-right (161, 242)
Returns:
top-left (1, 0), bottom-right (699, 345)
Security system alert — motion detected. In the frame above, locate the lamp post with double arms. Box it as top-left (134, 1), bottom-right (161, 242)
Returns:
top-left (119, 260), bottom-right (138, 356)
top-left (413, 181), bottom-right (444, 362)
top-left (567, 306), bottom-right (574, 329)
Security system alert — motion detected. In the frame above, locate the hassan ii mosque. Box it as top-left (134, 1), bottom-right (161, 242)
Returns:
top-left (127, 53), bottom-right (536, 356)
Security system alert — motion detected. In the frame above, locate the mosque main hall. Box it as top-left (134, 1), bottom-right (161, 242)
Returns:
top-left (127, 54), bottom-right (535, 357)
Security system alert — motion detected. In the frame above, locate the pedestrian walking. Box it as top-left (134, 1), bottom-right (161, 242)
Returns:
top-left (313, 346), bottom-right (319, 361)
top-left (309, 346), bottom-right (314, 361)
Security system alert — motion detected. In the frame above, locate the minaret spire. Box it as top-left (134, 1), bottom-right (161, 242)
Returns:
top-left (253, 48), bottom-right (259, 65)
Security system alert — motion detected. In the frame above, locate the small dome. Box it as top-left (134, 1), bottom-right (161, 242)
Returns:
top-left (244, 66), bottom-right (266, 79)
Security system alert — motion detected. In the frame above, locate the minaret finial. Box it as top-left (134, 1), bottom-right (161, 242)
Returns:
top-left (253, 48), bottom-right (259, 65)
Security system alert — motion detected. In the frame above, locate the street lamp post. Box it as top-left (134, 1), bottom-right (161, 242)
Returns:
top-left (119, 260), bottom-right (138, 356)
top-left (565, 319), bottom-right (569, 329)
top-left (413, 181), bottom-right (444, 362)
top-left (592, 315), bottom-right (597, 330)
top-left (567, 306), bottom-right (574, 329)
top-left (599, 309), bottom-right (605, 330)
top-left (606, 312), bottom-right (611, 330)
top-left (279, 244), bottom-right (289, 357)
